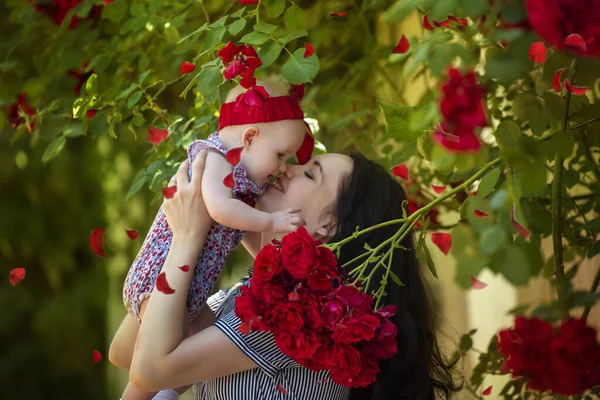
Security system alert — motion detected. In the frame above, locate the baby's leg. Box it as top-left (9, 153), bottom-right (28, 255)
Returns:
top-left (109, 312), bottom-right (140, 370)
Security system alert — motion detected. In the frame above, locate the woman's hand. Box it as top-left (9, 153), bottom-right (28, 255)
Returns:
top-left (163, 150), bottom-right (213, 240)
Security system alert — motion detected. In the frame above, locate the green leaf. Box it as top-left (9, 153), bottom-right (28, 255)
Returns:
top-left (553, 129), bottom-right (575, 159)
top-left (277, 29), bottom-right (308, 45)
top-left (231, 7), bottom-right (246, 18)
top-left (479, 225), bottom-right (506, 255)
top-left (178, 22), bottom-right (208, 43)
top-left (127, 91), bottom-right (143, 109)
top-left (512, 93), bottom-right (543, 122)
top-left (253, 22), bottom-right (278, 34)
top-left (283, 5), bottom-right (306, 30)
top-left (228, 18), bottom-right (247, 36)
top-left (239, 31), bottom-right (270, 45)
top-left (196, 67), bottom-right (223, 97)
top-left (382, 0), bottom-right (427, 23)
top-left (201, 28), bottom-right (227, 54)
top-left (126, 175), bottom-right (147, 201)
top-left (457, 0), bottom-right (487, 17)
top-left (422, 243), bottom-right (438, 279)
top-left (209, 16), bottom-right (228, 28)
top-left (588, 241), bottom-right (600, 259)
top-left (500, 247), bottom-right (530, 285)
top-left (257, 40), bottom-right (283, 68)
top-left (138, 70), bottom-right (153, 84)
top-left (88, 54), bottom-right (111, 73)
top-left (431, 145), bottom-right (456, 173)
top-left (389, 270), bottom-right (405, 286)
top-left (518, 163), bottom-right (547, 197)
top-left (494, 120), bottom-right (521, 151)
top-left (116, 84), bottom-right (137, 100)
top-left (267, 0), bottom-right (286, 18)
top-left (281, 48), bottom-right (319, 84)
top-left (478, 168), bottom-right (501, 198)
top-left (378, 102), bottom-right (421, 141)
top-left (459, 334), bottom-right (473, 352)
top-left (584, 217), bottom-right (600, 233)
top-left (42, 136), bottom-right (67, 163)
top-left (85, 74), bottom-right (98, 94)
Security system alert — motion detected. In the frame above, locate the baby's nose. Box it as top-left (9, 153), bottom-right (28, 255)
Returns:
top-left (279, 162), bottom-right (287, 174)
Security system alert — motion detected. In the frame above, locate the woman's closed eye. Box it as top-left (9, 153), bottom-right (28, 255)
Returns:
top-left (304, 170), bottom-right (314, 180)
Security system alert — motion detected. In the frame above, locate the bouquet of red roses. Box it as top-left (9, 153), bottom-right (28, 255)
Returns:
top-left (235, 227), bottom-right (398, 388)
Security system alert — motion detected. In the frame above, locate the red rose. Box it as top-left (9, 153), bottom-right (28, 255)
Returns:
top-left (275, 330), bottom-right (319, 360)
top-left (302, 337), bottom-right (344, 371)
top-left (432, 68), bottom-right (486, 153)
top-left (329, 345), bottom-right (363, 386)
top-left (217, 42), bottom-right (262, 81)
top-left (299, 294), bottom-right (324, 330)
top-left (333, 314), bottom-right (381, 344)
top-left (322, 297), bottom-right (348, 330)
top-left (281, 227), bottom-right (319, 280)
top-left (252, 243), bottom-right (282, 282)
top-left (527, 0), bottom-right (600, 58)
top-left (268, 301), bottom-right (305, 332)
top-left (7, 94), bottom-right (36, 132)
top-left (250, 281), bottom-right (287, 304)
top-left (547, 318), bottom-right (600, 395)
top-left (235, 286), bottom-right (260, 322)
top-left (318, 246), bottom-right (338, 269)
top-left (361, 334), bottom-right (398, 360)
top-left (336, 285), bottom-right (374, 313)
top-left (307, 265), bottom-right (338, 293)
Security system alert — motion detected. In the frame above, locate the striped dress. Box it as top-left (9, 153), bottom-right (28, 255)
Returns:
top-left (194, 283), bottom-right (351, 400)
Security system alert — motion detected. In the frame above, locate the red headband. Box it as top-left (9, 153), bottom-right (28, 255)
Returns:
top-left (218, 87), bottom-right (314, 165)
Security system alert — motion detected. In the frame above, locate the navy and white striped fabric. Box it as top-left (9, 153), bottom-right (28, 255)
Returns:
top-left (193, 284), bottom-right (351, 400)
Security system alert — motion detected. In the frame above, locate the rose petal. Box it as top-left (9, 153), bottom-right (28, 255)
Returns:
top-left (563, 33), bottom-right (587, 52)
top-left (511, 207), bottom-right (531, 239)
top-left (223, 172), bottom-right (235, 188)
top-left (179, 265), bottom-right (190, 272)
top-left (162, 185), bottom-right (177, 199)
top-left (276, 384), bottom-right (289, 395)
top-left (330, 11), bottom-right (347, 17)
top-left (433, 19), bottom-right (450, 27)
top-left (125, 229), bottom-right (139, 240)
top-left (528, 41), bottom-right (547, 63)
top-left (482, 385), bottom-right (493, 396)
top-left (148, 126), bottom-right (169, 145)
top-left (225, 147), bottom-right (243, 165)
top-left (304, 43), bottom-right (315, 58)
top-left (180, 61), bottom-right (196, 74)
top-left (423, 14), bottom-right (433, 30)
top-left (86, 110), bottom-right (97, 119)
top-left (473, 209), bottom-right (489, 218)
top-left (238, 0), bottom-right (259, 4)
top-left (564, 80), bottom-right (588, 96)
top-left (156, 272), bottom-right (175, 294)
top-left (552, 68), bottom-right (567, 91)
top-left (9, 268), bottom-right (26, 286)
top-left (431, 232), bottom-right (452, 255)
top-left (90, 228), bottom-right (105, 257)
top-left (431, 184), bottom-right (446, 194)
top-left (448, 15), bottom-right (468, 26)
top-left (240, 70), bottom-right (256, 89)
top-left (391, 164), bottom-right (410, 180)
top-left (470, 273), bottom-right (488, 290)
top-left (93, 349), bottom-right (102, 363)
top-left (392, 35), bottom-right (410, 54)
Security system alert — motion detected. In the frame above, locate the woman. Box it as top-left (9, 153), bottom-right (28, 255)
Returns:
top-left (128, 151), bottom-right (461, 400)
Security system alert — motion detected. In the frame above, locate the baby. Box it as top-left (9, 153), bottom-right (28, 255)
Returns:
top-left (114, 76), bottom-right (314, 400)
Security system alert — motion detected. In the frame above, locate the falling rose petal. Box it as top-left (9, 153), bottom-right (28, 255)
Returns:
top-left (156, 272), bottom-right (176, 294)
top-left (471, 273), bottom-right (488, 290)
top-left (564, 80), bottom-right (588, 96)
top-left (431, 232), bottom-right (452, 255)
top-left (238, 0), bottom-right (259, 4)
top-left (9, 268), bottom-right (26, 286)
top-left (179, 61), bottom-right (196, 74)
top-left (433, 19), bottom-right (450, 27)
top-left (552, 68), bottom-right (567, 91)
top-left (473, 209), bottom-right (489, 218)
top-left (223, 172), bottom-right (235, 189)
top-left (482, 385), bottom-right (493, 396)
top-left (179, 265), bottom-right (190, 272)
top-left (225, 147), bottom-right (243, 165)
top-left (528, 41), bottom-right (547, 63)
top-left (392, 35), bottom-right (410, 54)
top-left (90, 228), bottom-right (105, 257)
top-left (86, 110), bottom-right (97, 119)
top-left (304, 43), bottom-right (315, 58)
top-left (148, 126), bottom-right (169, 145)
top-left (448, 15), bottom-right (468, 26)
top-left (423, 14), bottom-right (433, 30)
top-left (125, 229), bottom-right (139, 240)
top-left (276, 384), bottom-right (289, 395)
top-left (511, 207), bottom-right (531, 239)
top-left (431, 184), bottom-right (446, 194)
top-left (162, 185), bottom-right (177, 199)
top-left (391, 164), bottom-right (410, 180)
top-left (330, 11), bottom-right (347, 17)
top-left (93, 349), bottom-right (102, 363)
top-left (563, 33), bottom-right (587, 52)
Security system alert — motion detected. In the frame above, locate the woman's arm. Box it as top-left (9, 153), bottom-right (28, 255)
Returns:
top-left (129, 153), bottom-right (258, 391)
top-left (202, 152), bottom-right (302, 233)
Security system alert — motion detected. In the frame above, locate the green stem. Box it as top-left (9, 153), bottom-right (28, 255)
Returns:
top-left (199, 0), bottom-right (210, 23)
top-left (581, 266), bottom-right (600, 321)
top-left (581, 131), bottom-right (600, 183)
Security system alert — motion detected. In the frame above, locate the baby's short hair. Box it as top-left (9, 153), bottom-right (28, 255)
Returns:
top-left (224, 75), bottom-right (291, 103)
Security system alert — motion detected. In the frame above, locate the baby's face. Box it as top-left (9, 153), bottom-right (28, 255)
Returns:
top-left (242, 120), bottom-right (307, 187)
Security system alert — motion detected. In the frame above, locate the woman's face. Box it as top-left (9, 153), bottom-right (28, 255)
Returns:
top-left (258, 153), bottom-right (353, 239)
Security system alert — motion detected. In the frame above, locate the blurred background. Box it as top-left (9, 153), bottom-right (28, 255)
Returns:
top-left (1, 0), bottom-right (598, 399)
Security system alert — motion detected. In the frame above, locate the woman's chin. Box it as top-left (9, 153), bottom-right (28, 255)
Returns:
top-left (258, 185), bottom-right (284, 211)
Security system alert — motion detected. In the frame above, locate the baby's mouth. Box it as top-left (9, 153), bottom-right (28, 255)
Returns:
top-left (267, 175), bottom-right (284, 192)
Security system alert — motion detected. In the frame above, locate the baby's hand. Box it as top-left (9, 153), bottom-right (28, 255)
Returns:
top-left (270, 207), bottom-right (304, 233)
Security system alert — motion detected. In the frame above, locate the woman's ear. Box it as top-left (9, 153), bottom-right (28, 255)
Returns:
top-left (314, 220), bottom-right (336, 242)
top-left (242, 127), bottom-right (259, 148)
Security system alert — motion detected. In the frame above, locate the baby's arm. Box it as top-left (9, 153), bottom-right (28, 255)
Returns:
top-left (202, 152), bottom-right (301, 233)
top-left (241, 232), bottom-right (263, 258)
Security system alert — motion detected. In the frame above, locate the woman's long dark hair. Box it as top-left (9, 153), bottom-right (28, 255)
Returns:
top-left (329, 152), bottom-right (462, 400)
